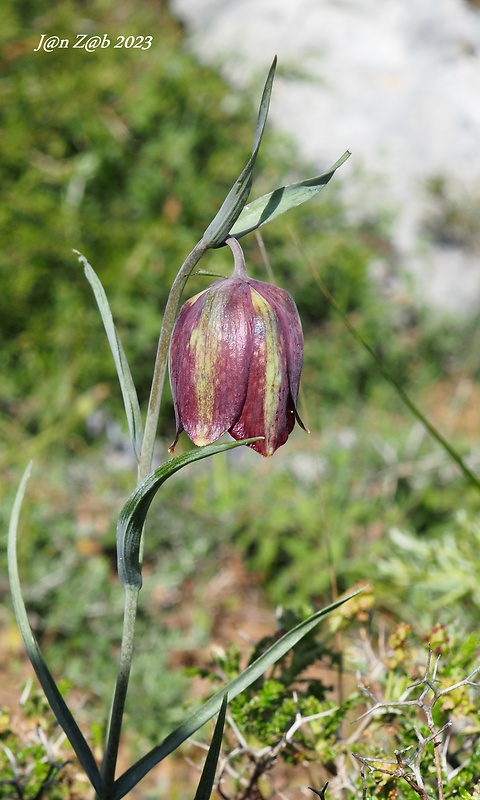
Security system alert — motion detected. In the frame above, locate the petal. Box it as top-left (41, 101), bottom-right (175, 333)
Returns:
top-left (247, 279), bottom-right (304, 405)
top-left (229, 286), bottom-right (293, 456)
top-left (169, 278), bottom-right (254, 447)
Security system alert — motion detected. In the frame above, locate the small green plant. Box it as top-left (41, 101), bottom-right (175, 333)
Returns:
top-left (352, 624), bottom-right (480, 800)
top-left (0, 681), bottom-right (75, 800)
top-left (187, 608), bottom-right (480, 800)
top-left (7, 59), bottom-right (356, 800)
top-left (189, 607), bottom-right (357, 800)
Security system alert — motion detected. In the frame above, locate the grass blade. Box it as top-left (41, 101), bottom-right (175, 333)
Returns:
top-left (229, 151), bottom-right (351, 239)
top-left (74, 249), bottom-right (143, 461)
top-left (113, 587), bottom-right (363, 798)
top-left (193, 694), bottom-right (228, 800)
top-left (203, 57), bottom-right (277, 247)
top-left (7, 464), bottom-right (102, 794)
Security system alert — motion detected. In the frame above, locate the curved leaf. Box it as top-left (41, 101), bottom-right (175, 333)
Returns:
top-left (113, 586), bottom-right (364, 798)
top-left (74, 250), bottom-right (143, 461)
top-left (117, 438), bottom-right (263, 589)
top-left (7, 464), bottom-right (102, 794)
top-left (229, 151), bottom-right (351, 239)
top-left (203, 57), bottom-right (277, 247)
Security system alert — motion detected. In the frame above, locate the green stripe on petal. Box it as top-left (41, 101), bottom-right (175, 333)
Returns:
top-left (189, 292), bottom-right (220, 441)
top-left (229, 286), bottom-right (290, 457)
top-left (250, 289), bottom-right (284, 454)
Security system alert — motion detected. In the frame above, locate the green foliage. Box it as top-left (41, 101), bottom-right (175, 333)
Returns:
top-left (1, 0), bottom-right (256, 443)
top-left (0, 683), bottom-right (74, 799)
top-left (189, 608), bottom-right (358, 798)
top-left (349, 622), bottom-right (480, 800)
top-left (191, 613), bottom-right (480, 800)
top-left (370, 509), bottom-right (480, 624)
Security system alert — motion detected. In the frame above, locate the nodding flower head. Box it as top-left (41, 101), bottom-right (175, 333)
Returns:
top-left (168, 238), bottom-right (307, 457)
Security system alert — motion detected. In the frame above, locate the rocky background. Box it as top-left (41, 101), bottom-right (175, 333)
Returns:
top-left (171, 0), bottom-right (480, 314)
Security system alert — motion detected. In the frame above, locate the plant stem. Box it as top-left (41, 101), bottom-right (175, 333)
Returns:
top-left (138, 236), bottom-right (210, 482)
top-left (99, 237), bottom-right (211, 798)
top-left (225, 236), bottom-right (247, 278)
top-left (98, 586), bottom-right (139, 799)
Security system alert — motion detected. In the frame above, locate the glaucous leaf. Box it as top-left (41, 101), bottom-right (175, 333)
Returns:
top-left (229, 151), bottom-right (351, 239)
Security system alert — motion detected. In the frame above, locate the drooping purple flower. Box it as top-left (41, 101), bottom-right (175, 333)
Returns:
top-left (168, 238), bottom-right (307, 456)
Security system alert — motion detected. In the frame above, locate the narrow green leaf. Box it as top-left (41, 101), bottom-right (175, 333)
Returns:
top-left (203, 57), bottom-right (277, 247)
top-left (251, 57), bottom-right (277, 154)
top-left (7, 464), bottom-right (102, 794)
top-left (117, 438), bottom-right (263, 589)
top-left (74, 250), bottom-right (143, 461)
top-left (193, 694), bottom-right (228, 800)
top-left (229, 151), bottom-right (351, 239)
top-left (113, 587), bottom-right (363, 798)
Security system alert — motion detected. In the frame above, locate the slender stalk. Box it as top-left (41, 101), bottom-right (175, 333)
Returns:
top-left (138, 237), bottom-right (210, 482)
top-left (98, 586), bottom-right (139, 799)
top-left (99, 237), bottom-right (211, 798)
top-left (225, 236), bottom-right (247, 278)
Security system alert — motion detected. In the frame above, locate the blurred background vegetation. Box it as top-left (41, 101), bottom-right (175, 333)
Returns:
top-left (1, 0), bottom-right (480, 797)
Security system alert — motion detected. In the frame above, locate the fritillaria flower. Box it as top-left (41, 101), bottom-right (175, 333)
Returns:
top-left (169, 237), bottom-right (307, 456)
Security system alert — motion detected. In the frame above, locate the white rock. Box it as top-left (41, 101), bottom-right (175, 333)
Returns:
top-left (171, 0), bottom-right (480, 313)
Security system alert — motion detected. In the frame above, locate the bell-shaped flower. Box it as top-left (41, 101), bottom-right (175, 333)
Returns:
top-left (168, 238), bottom-right (307, 456)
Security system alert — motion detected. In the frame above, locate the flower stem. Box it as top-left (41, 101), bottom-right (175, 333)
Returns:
top-left (98, 586), bottom-right (139, 799)
top-left (138, 237), bottom-right (211, 482)
top-left (225, 236), bottom-right (248, 279)
top-left (99, 237), bottom-right (212, 798)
